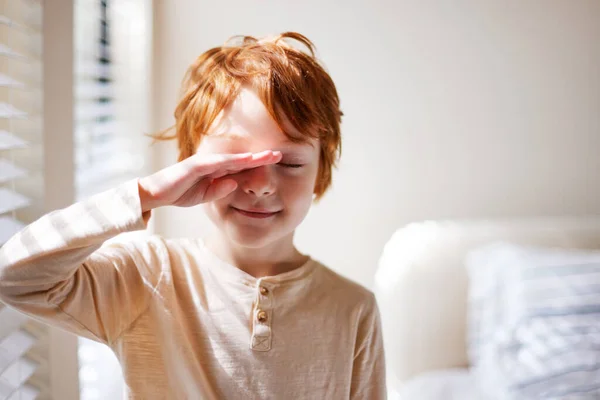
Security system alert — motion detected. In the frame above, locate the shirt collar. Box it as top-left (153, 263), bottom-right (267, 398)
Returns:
top-left (195, 238), bottom-right (318, 287)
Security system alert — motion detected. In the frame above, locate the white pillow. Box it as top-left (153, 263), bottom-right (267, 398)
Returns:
top-left (466, 243), bottom-right (600, 399)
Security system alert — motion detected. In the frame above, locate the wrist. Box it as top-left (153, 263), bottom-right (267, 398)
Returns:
top-left (138, 179), bottom-right (158, 213)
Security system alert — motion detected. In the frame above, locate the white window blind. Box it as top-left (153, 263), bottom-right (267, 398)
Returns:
top-left (0, 1), bottom-right (51, 399)
top-left (74, 1), bottom-right (152, 399)
top-left (74, 0), bottom-right (146, 200)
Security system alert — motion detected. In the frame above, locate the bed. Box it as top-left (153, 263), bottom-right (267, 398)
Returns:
top-left (374, 217), bottom-right (600, 399)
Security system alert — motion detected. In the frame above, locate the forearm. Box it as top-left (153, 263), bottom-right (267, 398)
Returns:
top-left (0, 178), bottom-right (149, 302)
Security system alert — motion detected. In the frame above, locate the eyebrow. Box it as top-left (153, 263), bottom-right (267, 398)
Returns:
top-left (210, 131), bottom-right (315, 148)
top-left (210, 132), bottom-right (249, 141)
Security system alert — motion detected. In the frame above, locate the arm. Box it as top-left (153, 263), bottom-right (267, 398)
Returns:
top-left (0, 151), bottom-right (281, 344)
top-left (0, 179), bottom-right (161, 345)
top-left (350, 294), bottom-right (387, 400)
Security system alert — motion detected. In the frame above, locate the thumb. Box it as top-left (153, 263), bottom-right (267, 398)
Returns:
top-left (204, 178), bottom-right (238, 202)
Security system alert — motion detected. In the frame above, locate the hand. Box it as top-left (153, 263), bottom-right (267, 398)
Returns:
top-left (138, 150), bottom-right (282, 212)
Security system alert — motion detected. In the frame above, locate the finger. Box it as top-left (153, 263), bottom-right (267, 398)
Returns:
top-left (156, 153), bottom-right (253, 192)
top-left (204, 156), bottom-right (281, 179)
top-left (187, 152), bottom-right (253, 174)
top-left (213, 151), bottom-right (281, 173)
top-left (243, 150), bottom-right (283, 168)
top-left (209, 151), bottom-right (283, 178)
top-left (192, 150), bottom-right (282, 176)
top-left (203, 178), bottom-right (238, 202)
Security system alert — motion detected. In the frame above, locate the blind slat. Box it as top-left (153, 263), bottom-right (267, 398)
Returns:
top-left (0, 44), bottom-right (26, 60)
top-left (0, 15), bottom-right (27, 31)
top-left (76, 155), bottom-right (140, 187)
top-left (75, 62), bottom-right (111, 79)
top-left (0, 217), bottom-right (26, 245)
top-left (6, 385), bottom-right (39, 400)
top-left (75, 102), bottom-right (115, 120)
top-left (0, 188), bottom-right (31, 214)
top-left (0, 331), bottom-right (36, 374)
top-left (76, 136), bottom-right (129, 161)
top-left (75, 120), bottom-right (117, 141)
top-left (0, 159), bottom-right (27, 183)
top-left (0, 306), bottom-right (41, 400)
top-left (0, 131), bottom-right (28, 150)
top-left (0, 74), bottom-right (25, 89)
top-left (76, 82), bottom-right (112, 99)
top-left (0, 103), bottom-right (28, 119)
top-left (0, 308), bottom-right (28, 341)
top-left (0, 357), bottom-right (39, 395)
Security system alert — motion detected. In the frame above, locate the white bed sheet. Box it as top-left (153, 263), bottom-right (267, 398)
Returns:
top-left (390, 369), bottom-right (490, 400)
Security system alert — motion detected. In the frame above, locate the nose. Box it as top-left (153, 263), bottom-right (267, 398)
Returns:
top-left (241, 165), bottom-right (276, 197)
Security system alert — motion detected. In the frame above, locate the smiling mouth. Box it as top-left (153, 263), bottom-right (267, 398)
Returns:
top-left (231, 207), bottom-right (281, 219)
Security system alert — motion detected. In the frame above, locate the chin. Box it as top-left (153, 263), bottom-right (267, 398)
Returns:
top-left (225, 224), bottom-right (284, 249)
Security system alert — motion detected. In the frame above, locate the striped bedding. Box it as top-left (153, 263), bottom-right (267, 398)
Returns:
top-left (466, 243), bottom-right (600, 399)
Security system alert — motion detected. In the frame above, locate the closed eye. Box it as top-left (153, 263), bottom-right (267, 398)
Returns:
top-left (278, 162), bottom-right (304, 169)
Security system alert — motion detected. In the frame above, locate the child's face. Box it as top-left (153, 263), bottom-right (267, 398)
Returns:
top-left (196, 87), bottom-right (320, 248)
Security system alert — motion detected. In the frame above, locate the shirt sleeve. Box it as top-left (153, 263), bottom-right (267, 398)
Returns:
top-left (0, 178), bottom-right (165, 345)
top-left (350, 293), bottom-right (387, 400)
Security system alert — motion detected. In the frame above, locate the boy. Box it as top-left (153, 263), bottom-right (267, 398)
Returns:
top-left (0, 32), bottom-right (386, 399)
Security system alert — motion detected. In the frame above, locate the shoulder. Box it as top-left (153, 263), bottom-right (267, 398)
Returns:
top-left (312, 260), bottom-right (378, 312)
top-left (97, 235), bottom-right (205, 289)
top-left (101, 232), bottom-right (171, 259)
top-left (103, 234), bottom-right (198, 256)
top-left (98, 234), bottom-right (199, 277)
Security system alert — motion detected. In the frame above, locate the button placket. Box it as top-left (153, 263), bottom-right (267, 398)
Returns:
top-left (251, 279), bottom-right (273, 352)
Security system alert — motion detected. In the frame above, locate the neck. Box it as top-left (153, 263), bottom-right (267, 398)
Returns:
top-left (205, 231), bottom-right (308, 278)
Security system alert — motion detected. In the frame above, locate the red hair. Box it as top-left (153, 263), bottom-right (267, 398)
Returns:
top-left (150, 32), bottom-right (342, 199)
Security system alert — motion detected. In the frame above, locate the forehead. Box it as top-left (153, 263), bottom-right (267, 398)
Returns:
top-left (203, 87), bottom-right (316, 149)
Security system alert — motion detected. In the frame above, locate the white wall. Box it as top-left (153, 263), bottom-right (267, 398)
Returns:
top-left (151, 0), bottom-right (600, 288)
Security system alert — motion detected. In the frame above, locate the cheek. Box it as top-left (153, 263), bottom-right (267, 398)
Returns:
top-left (203, 197), bottom-right (232, 223)
top-left (203, 202), bottom-right (221, 223)
top-left (278, 169), bottom-right (318, 204)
